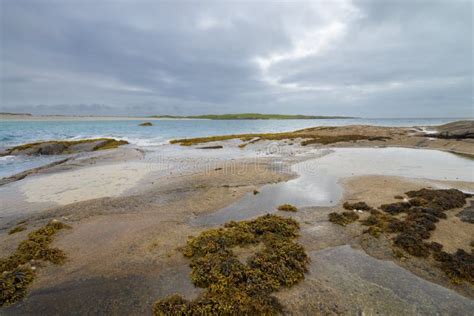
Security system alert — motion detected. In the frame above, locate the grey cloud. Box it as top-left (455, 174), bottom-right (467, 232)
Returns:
top-left (0, 0), bottom-right (472, 117)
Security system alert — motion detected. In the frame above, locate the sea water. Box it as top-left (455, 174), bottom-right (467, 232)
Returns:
top-left (0, 117), bottom-right (465, 177)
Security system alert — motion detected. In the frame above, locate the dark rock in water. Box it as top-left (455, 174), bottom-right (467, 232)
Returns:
top-left (139, 122), bottom-right (153, 126)
top-left (196, 145), bottom-right (223, 149)
top-left (456, 201), bottom-right (474, 223)
top-left (431, 120), bottom-right (474, 139)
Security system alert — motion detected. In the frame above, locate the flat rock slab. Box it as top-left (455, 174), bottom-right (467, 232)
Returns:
top-left (279, 245), bottom-right (474, 315)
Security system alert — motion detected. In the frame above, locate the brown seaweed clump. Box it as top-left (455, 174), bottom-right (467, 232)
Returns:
top-left (358, 188), bottom-right (473, 283)
top-left (0, 267), bottom-right (35, 307)
top-left (343, 201), bottom-right (373, 211)
top-left (153, 214), bottom-right (309, 315)
top-left (405, 188), bottom-right (469, 211)
top-left (277, 204), bottom-right (298, 212)
top-left (328, 211), bottom-right (359, 226)
top-left (0, 220), bottom-right (71, 306)
top-left (8, 225), bottom-right (26, 235)
top-left (433, 249), bottom-right (474, 284)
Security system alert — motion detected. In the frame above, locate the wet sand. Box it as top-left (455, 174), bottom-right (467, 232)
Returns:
top-left (0, 125), bottom-right (473, 315)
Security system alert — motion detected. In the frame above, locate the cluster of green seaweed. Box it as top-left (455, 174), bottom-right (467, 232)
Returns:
top-left (328, 201), bottom-right (374, 226)
top-left (8, 225), bottom-right (27, 235)
top-left (330, 189), bottom-right (473, 284)
top-left (153, 214), bottom-right (309, 315)
top-left (328, 211), bottom-right (360, 226)
top-left (0, 221), bottom-right (70, 306)
top-left (277, 204), bottom-right (298, 212)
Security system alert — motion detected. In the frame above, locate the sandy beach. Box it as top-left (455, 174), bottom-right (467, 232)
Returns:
top-left (0, 122), bottom-right (473, 315)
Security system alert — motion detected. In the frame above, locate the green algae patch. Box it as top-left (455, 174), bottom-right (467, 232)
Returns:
top-left (153, 214), bottom-right (309, 315)
top-left (0, 220), bottom-right (71, 306)
top-left (92, 139), bottom-right (129, 151)
top-left (328, 211), bottom-right (359, 226)
top-left (8, 225), bottom-right (27, 235)
top-left (277, 204), bottom-right (298, 212)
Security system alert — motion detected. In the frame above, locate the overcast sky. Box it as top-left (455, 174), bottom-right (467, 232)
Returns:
top-left (0, 0), bottom-right (472, 117)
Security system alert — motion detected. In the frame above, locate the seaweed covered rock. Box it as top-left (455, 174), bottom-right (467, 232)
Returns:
top-left (277, 204), bottom-right (298, 212)
top-left (393, 233), bottom-right (431, 257)
top-left (380, 202), bottom-right (411, 215)
top-left (0, 267), bottom-right (35, 307)
top-left (405, 188), bottom-right (468, 211)
top-left (343, 201), bottom-right (373, 211)
top-left (433, 249), bottom-right (474, 284)
top-left (0, 220), bottom-right (70, 306)
top-left (154, 214), bottom-right (309, 315)
top-left (328, 211), bottom-right (359, 226)
top-left (2, 138), bottom-right (128, 156)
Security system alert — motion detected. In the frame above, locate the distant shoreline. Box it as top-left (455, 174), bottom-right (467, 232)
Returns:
top-left (0, 113), bottom-right (470, 122)
top-left (0, 113), bottom-right (355, 121)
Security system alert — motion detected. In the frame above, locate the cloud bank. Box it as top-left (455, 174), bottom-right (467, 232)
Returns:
top-left (0, 0), bottom-right (472, 117)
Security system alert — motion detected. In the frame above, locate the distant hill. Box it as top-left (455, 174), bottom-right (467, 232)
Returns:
top-left (0, 112), bottom-right (32, 116)
top-left (151, 113), bottom-right (355, 120)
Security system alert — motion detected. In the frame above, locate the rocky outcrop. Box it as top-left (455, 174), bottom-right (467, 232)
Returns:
top-left (433, 120), bottom-right (474, 139)
top-left (139, 122), bottom-right (153, 126)
top-left (1, 138), bottom-right (129, 156)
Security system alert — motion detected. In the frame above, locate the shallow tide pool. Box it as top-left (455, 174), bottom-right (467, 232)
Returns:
top-left (193, 147), bottom-right (474, 226)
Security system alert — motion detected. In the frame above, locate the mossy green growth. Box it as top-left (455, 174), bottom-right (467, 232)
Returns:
top-left (277, 204), bottom-right (298, 212)
top-left (0, 220), bottom-right (71, 306)
top-left (0, 267), bottom-right (35, 306)
top-left (153, 214), bottom-right (309, 315)
top-left (92, 139), bottom-right (129, 151)
top-left (328, 211), bottom-right (359, 226)
top-left (8, 225), bottom-right (26, 235)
